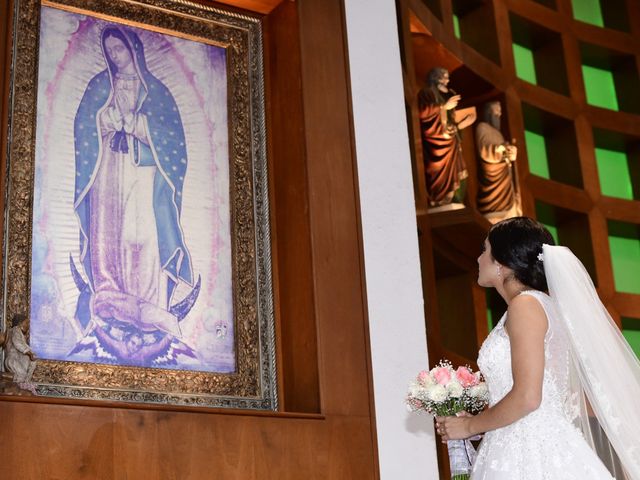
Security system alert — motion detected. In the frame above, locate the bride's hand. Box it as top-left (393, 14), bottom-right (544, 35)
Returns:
top-left (435, 413), bottom-right (474, 442)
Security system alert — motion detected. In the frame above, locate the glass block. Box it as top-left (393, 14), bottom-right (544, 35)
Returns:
top-left (522, 103), bottom-right (582, 187)
top-left (582, 65), bottom-right (619, 110)
top-left (535, 201), bottom-right (596, 280)
top-left (513, 43), bottom-right (537, 84)
top-left (572, 0), bottom-right (604, 27)
top-left (525, 130), bottom-right (549, 178)
top-left (622, 317), bottom-right (640, 359)
top-left (535, 202), bottom-right (559, 243)
top-left (595, 147), bottom-right (633, 199)
top-left (452, 0), bottom-right (500, 64)
top-left (580, 43), bottom-right (640, 114)
top-left (593, 128), bottom-right (640, 200)
top-left (486, 289), bottom-right (506, 332)
top-left (510, 13), bottom-right (569, 95)
top-left (608, 221), bottom-right (640, 294)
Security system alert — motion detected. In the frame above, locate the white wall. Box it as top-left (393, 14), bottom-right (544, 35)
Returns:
top-left (343, 0), bottom-right (440, 478)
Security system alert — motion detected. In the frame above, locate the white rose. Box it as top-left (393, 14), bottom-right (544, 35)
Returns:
top-left (446, 379), bottom-right (463, 398)
top-left (408, 381), bottom-right (422, 399)
top-left (426, 384), bottom-right (447, 403)
top-left (468, 383), bottom-right (488, 399)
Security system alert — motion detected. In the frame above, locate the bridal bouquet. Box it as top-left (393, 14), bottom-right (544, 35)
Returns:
top-left (407, 360), bottom-right (488, 416)
top-left (406, 360), bottom-right (489, 480)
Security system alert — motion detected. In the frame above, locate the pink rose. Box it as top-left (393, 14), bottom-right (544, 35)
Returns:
top-left (455, 366), bottom-right (478, 387)
top-left (432, 366), bottom-right (451, 386)
top-left (417, 370), bottom-right (433, 385)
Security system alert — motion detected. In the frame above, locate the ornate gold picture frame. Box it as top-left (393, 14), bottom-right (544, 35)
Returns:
top-left (3, 0), bottom-right (277, 410)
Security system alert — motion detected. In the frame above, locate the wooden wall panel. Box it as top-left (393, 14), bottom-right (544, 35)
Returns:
top-left (264, 0), bottom-right (320, 414)
top-left (0, 399), bottom-right (374, 479)
top-left (297, 0), bottom-right (372, 419)
top-left (0, 0), bottom-right (378, 478)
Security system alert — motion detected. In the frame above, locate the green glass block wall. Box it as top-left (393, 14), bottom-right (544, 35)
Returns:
top-left (535, 201), bottom-right (559, 243)
top-left (582, 65), bottom-right (619, 110)
top-left (571, 0), bottom-right (604, 27)
top-left (595, 147), bottom-right (633, 199)
top-left (486, 290), bottom-right (493, 332)
top-left (513, 43), bottom-right (537, 83)
top-left (543, 223), bottom-right (558, 243)
top-left (608, 221), bottom-right (640, 294)
top-left (453, 14), bottom-right (461, 39)
top-left (486, 307), bottom-right (494, 331)
top-left (525, 130), bottom-right (550, 178)
top-left (622, 317), bottom-right (640, 359)
top-left (486, 290), bottom-right (506, 332)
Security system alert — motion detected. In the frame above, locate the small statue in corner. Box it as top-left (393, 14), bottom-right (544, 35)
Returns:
top-left (0, 314), bottom-right (38, 395)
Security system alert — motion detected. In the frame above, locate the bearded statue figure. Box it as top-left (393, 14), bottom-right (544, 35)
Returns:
top-left (475, 101), bottom-right (521, 222)
top-left (418, 67), bottom-right (476, 208)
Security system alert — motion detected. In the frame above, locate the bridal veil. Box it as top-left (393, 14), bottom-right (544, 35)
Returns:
top-left (543, 244), bottom-right (640, 480)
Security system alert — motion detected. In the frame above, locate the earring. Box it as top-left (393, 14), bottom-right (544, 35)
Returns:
top-left (496, 265), bottom-right (502, 278)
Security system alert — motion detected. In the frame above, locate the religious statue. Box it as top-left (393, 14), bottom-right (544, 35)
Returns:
top-left (71, 26), bottom-right (200, 366)
top-left (475, 101), bottom-right (522, 223)
top-left (0, 314), bottom-right (37, 394)
top-left (418, 67), bottom-right (476, 209)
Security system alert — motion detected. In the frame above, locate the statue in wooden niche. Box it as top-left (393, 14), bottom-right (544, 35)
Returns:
top-left (475, 101), bottom-right (521, 223)
top-left (418, 67), bottom-right (476, 210)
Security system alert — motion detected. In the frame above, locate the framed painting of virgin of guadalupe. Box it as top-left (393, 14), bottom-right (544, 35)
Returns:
top-left (3, 0), bottom-right (277, 409)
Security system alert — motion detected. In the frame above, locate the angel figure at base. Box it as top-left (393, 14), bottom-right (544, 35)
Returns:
top-left (1, 314), bottom-right (37, 395)
top-left (435, 217), bottom-right (640, 480)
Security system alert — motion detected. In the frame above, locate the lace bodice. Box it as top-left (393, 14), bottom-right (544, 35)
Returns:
top-left (471, 290), bottom-right (615, 479)
top-left (478, 290), bottom-right (572, 416)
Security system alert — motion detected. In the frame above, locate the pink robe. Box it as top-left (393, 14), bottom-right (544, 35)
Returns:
top-left (89, 73), bottom-right (180, 337)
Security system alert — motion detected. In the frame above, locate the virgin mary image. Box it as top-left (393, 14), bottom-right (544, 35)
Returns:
top-left (71, 26), bottom-right (199, 366)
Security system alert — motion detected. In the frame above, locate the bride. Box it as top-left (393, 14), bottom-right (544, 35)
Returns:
top-left (435, 217), bottom-right (640, 479)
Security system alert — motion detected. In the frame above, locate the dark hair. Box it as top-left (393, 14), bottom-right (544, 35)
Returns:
top-left (426, 67), bottom-right (448, 88)
top-left (11, 313), bottom-right (27, 328)
top-left (488, 217), bottom-right (555, 291)
top-left (481, 101), bottom-right (500, 124)
top-left (418, 67), bottom-right (449, 110)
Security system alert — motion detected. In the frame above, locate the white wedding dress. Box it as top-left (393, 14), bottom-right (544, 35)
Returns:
top-left (471, 290), bottom-right (615, 479)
